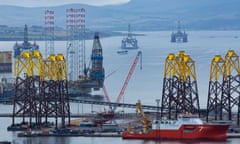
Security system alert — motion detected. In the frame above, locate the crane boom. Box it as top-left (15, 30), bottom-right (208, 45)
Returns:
top-left (102, 85), bottom-right (111, 103)
top-left (116, 51), bottom-right (142, 103)
top-left (136, 100), bottom-right (151, 133)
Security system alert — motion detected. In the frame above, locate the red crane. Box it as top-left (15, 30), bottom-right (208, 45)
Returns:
top-left (103, 51), bottom-right (142, 104)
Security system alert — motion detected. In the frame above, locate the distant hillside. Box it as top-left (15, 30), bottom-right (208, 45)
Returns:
top-left (0, 25), bottom-right (124, 41)
top-left (0, 0), bottom-right (240, 31)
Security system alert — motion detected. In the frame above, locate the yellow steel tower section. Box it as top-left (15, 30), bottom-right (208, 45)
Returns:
top-left (14, 51), bottom-right (34, 77)
top-left (161, 51), bottom-right (200, 119)
top-left (55, 54), bottom-right (67, 80)
top-left (175, 51), bottom-right (200, 117)
top-left (45, 54), bottom-right (57, 80)
top-left (221, 50), bottom-right (240, 124)
top-left (206, 55), bottom-right (225, 121)
top-left (32, 50), bottom-right (45, 81)
top-left (206, 50), bottom-right (240, 125)
top-left (55, 54), bottom-right (70, 127)
top-left (12, 50), bottom-right (44, 126)
top-left (12, 51), bottom-right (70, 129)
top-left (161, 53), bottom-right (178, 119)
top-left (13, 51), bottom-right (34, 125)
top-left (43, 54), bottom-right (70, 128)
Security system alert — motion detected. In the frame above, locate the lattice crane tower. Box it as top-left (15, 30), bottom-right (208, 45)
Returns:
top-left (44, 9), bottom-right (55, 58)
top-left (66, 8), bottom-right (85, 80)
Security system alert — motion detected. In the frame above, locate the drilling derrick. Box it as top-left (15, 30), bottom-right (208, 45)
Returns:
top-left (13, 25), bottom-right (39, 58)
top-left (206, 55), bottom-right (225, 121)
top-left (161, 51), bottom-right (200, 119)
top-left (221, 50), bottom-right (240, 124)
top-left (90, 32), bottom-right (105, 90)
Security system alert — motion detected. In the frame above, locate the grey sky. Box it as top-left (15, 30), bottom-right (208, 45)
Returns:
top-left (0, 0), bottom-right (130, 7)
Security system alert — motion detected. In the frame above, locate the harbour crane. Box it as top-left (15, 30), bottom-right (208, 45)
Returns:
top-left (136, 99), bottom-right (151, 133)
top-left (103, 51), bottom-right (142, 107)
top-left (116, 51), bottom-right (142, 103)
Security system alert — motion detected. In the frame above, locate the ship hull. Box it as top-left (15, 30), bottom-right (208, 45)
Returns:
top-left (122, 124), bottom-right (229, 140)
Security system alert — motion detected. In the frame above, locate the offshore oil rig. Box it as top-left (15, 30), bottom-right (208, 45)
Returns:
top-left (67, 32), bottom-right (105, 99)
top-left (65, 8), bottom-right (105, 99)
top-left (13, 24), bottom-right (39, 58)
top-left (121, 24), bottom-right (138, 49)
top-left (171, 21), bottom-right (188, 43)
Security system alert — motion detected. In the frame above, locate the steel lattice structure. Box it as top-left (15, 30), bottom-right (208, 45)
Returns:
top-left (90, 32), bottom-right (104, 89)
top-left (66, 8), bottom-right (85, 81)
top-left (12, 51), bottom-right (70, 129)
top-left (44, 9), bottom-right (55, 58)
top-left (161, 51), bottom-right (200, 119)
top-left (206, 50), bottom-right (240, 125)
top-left (206, 55), bottom-right (225, 121)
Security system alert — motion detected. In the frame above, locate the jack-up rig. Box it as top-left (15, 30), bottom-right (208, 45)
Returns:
top-left (171, 21), bottom-right (188, 43)
top-left (66, 8), bottom-right (105, 99)
top-left (67, 32), bottom-right (105, 98)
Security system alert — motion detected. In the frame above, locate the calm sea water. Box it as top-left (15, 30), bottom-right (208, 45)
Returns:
top-left (1, 31), bottom-right (240, 143)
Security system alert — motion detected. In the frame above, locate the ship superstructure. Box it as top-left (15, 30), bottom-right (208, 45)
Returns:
top-left (122, 113), bottom-right (229, 140)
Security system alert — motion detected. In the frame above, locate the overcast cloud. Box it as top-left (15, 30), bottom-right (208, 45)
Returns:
top-left (0, 0), bottom-right (130, 7)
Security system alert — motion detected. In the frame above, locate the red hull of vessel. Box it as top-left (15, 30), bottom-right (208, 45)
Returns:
top-left (122, 124), bottom-right (229, 140)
